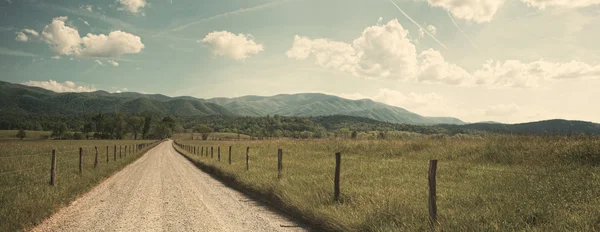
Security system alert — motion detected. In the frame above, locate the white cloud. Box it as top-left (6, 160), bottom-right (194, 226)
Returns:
top-left (36, 16), bottom-right (144, 58)
top-left (287, 19), bottom-right (418, 80)
top-left (95, 60), bottom-right (104, 66)
top-left (418, 28), bottom-right (425, 39)
top-left (79, 31), bottom-right (144, 57)
top-left (15, 32), bottom-right (28, 42)
top-left (15, 29), bottom-right (40, 42)
top-left (41, 16), bottom-right (83, 55)
top-left (520, 0), bottom-right (600, 9)
top-left (201, 31), bottom-right (264, 60)
top-left (78, 18), bottom-right (90, 26)
top-left (23, 80), bottom-right (96, 92)
top-left (427, 24), bottom-right (437, 35)
top-left (51, 55), bottom-right (60, 59)
top-left (81, 4), bottom-right (93, 12)
top-left (485, 103), bottom-right (520, 116)
top-left (425, 0), bottom-right (506, 23)
top-left (118, 0), bottom-right (147, 13)
top-left (107, 59), bottom-right (119, 66)
top-left (288, 18), bottom-right (600, 88)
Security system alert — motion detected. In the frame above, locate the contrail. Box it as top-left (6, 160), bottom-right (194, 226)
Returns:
top-left (154, 0), bottom-right (290, 37)
top-left (388, 0), bottom-right (449, 51)
top-left (446, 11), bottom-right (482, 54)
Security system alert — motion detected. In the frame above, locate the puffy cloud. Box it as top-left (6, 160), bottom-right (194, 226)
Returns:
top-left (287, 19), bottom-right (418, 80)
top-left (118, 0), bottom-right (147, 13)
top-left (23, 80), bottom-right (96, 92)
top-left (427, 25), bottom-right (437, 35)
top-left (79, 31), bottom-right (145, 57)
top-left (34, 16), bottom-right (144, 58)
top-left (425, 0), bottom-right (505, 23)
top-left (520, 0), bottom-right (600, 9)
top-left (51, 55), bottom-right (60, 60)
top-left (41, 17), bottom-right (83, 55)
top-left (288, 18), bottom-right (600, 88)
top-left (485, 103), bottom-right (520, 116)
top-left (107, 60), bottom-right (119, 66)
top-left (95, 60), bottom-right (104, 66)
top-left (201, 31), bottom-right (264, 60)
top-left (15, 32), bottom-right (28, 42)
top-left (15, 29), bottom-right (40, 42)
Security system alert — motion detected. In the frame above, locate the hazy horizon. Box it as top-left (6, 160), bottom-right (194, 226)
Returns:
top-left (2, 0), bottom-right (600, 124)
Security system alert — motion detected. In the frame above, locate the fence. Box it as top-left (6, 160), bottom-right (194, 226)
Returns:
top-left (172, 140), bottom-right (599, 231)
top-left (0, 141), bottom-right (161, 191)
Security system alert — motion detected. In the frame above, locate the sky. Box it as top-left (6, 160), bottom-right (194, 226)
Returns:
top-left (1, 0), bottom-right (600, 124)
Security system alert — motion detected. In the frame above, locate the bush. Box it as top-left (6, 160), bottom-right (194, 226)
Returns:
top-left (72, 132), bottom-right (85, 140)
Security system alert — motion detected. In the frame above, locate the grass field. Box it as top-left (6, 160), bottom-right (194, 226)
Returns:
top-left (175, 136), bottom-right (600, 231)
top-left (0, 139), bottom-right (160, 231)
top-left (173, 132), bottom-right (253, 141)
top-left (0, 130), bottom-right (52, 140)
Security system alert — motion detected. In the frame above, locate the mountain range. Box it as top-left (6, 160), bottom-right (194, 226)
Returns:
top-left (0, 81), bottom-right (464, 125)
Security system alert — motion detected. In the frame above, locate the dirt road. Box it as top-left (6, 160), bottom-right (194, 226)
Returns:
top-left (34, 140), bottom-right (307, 232)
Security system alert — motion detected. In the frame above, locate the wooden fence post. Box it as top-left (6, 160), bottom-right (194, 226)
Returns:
top-left (94, 146), bottom-right (98, 168)
top-left (79, 147), bottom-right (83, 174)
top-left (125, 145), bottom-right (127, 157)
top-left (218, 147), bottom-right (221, 161)
top-left (228, 146), bottom-right (232, 165)
top-left (119, 146), bottom-right (122, 159)
top-left (334, 152), bottom-right (341, 201)
top-left (246, 147), bottom-right (250, 171)
top-left (106, 146), bottom-right (109, 163)
top-left (114, 145), bottom-right (116, 161)
top-left (201, 147), bottom-right (204, 157)
top-left (428, 160), bottom-right (438, 229)
top-left (278, 148), bottom-right (283, 179)
top-left (211, 147), bottom-right (214, 159)
top-left (194, 146), bottom-right (196, 154)
top-left (50, 150), bottom-right (56, 186)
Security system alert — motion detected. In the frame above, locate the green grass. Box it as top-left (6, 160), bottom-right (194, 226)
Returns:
top-left (174, 135), bottom-right (600, 231)
top-left (0, 139), bottom-right (160, 231)
top-left (0, 130), bottom-right (52, 140)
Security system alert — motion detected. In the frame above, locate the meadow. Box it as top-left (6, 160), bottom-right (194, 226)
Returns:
top-left (0, 139), bottom-right (160, 231)
top-left (174, 135), bottom-right (600, 231)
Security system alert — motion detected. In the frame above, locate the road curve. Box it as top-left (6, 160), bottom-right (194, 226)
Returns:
top-left (33, 140), bottom-right (307, 232)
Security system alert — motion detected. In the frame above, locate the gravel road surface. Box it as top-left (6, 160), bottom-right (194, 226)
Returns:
top-left (33, 140), bottom-right (307, 232)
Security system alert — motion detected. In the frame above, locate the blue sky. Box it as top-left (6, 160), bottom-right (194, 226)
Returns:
top-left (1, 0), bottom-right (600, 123)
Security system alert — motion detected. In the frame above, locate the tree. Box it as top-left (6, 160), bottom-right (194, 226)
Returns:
top-left (51, 123), bottom-right (69, 139)
top-left (194, 124), bottom-right (214, 140)
top-left (114, 113), bottom-right (127, 139)
top-left (142, 116), bottom-right (152, 139)
top-left (16, 129), bottom-right (26, 140)
top-left (127, 116), bottom-right (144, 140)
top-left (338, 128), bottom-right (351, 139)
top-left (351, 130), bottom-right (358, 139)
top-left (161, 116), bottom-right (176, 132)
top-left (153, 122), bottom-right (172, 139)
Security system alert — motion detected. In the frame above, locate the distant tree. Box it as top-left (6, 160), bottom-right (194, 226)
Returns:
top-left (338, 128), bottom-right (351, 139)
top-left (300, 131), bottom-right (314, 139)
top-left (153, 123), bottom-right (172, 139)
top-left (351, 130), bottom-right (358, 139)
top-left (127, 116), bottom-right (144, 140)
top-left (161, 116), bottom-right (177, 132)
top-left (142, 116), bottom-right (152, 139)
top-left (73, 132), bottom-right (85, 140)
top-left (114, 113), bottom-right (127, 139)
top-left (194, 124), bottom-right (214, 140)
top-left (16, 129), bottom-right (26, 140)
top-left (51, 123), bottom-right (69, 139)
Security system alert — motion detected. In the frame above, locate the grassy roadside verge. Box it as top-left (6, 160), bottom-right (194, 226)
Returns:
top-left (172, 141), bottom-right (338, 231)
top-left (0, 139), bottom-right (163, 231)
top-left (173, 137), bottom-right (600, 231)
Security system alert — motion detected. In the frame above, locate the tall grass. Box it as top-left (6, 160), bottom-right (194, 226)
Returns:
top-left (0, 139), bottom-right (159, 231)
top-left (175, 135), bottom-right (600, 231)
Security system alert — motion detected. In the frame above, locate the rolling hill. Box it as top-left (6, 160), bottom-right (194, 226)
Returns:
top-left (0, 81), bottom-right (464, 125)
